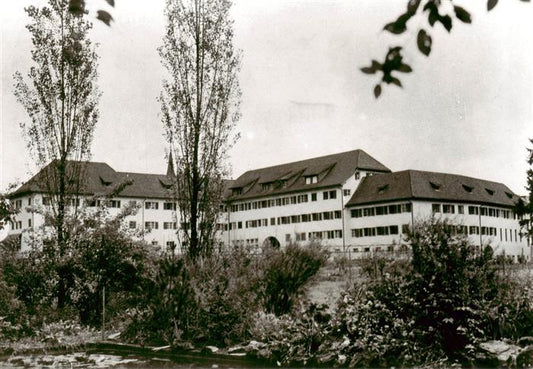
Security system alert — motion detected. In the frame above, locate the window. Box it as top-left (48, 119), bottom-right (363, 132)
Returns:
top-left (311, 193), bottom-right (317, 201)
top-left (42, 197), bottom-right (51, 206)
top-left (305, 175), bottom-right (318, 185)
top-left (363, 208), bottom-right (375, 217)
top-left (312, 213), bottom-right (322, 221)
top-left (388, 204), bottom-right (401, 214)
top-left (377, 226), bottom-right (389, 236)
top-left (296, 232), bottom-right (307, 241)
top-left (354, 172), bottom-right (360, 180)
top-left (297, 194), bottom-right (308, 203)
top-left (351, 209), bottom-right (362, 218)
top-left (334, 210), bottom-right (342, 219)
top-left (13, 200), bottom-right (22, 210)
top-left (106, 200), bottom-right (121, 208)
top-left (323, 191), bottom-right (329, 200)
top-left (285, 234), bottom-right (291, 242)
top-left (232, 188), bottom-right (242, 195)
top-left (166, 241), bottom-right (176, 250)
top-left (343, 189), bottom-right (351, 196)
top-left (270, 217), bottom-right (275, 226)
top-left (462, 184), bottom-right (474, 193)
top-left (66, 198), bottom-right (80, 207)
top-left (163, 222), bottom-right (177, 230)
top-left (429, 182), bottom-right (441, 191)
top-left (376, 206), bottom-right (388, 216)
top-left (329, 190), bottom-right (337, 199)
top-left (238, 221), bottom-right (242, 229)
top-left (129, 221), bottom-right (136, 229)
top-left (145, 221), bottom-right (159, 230)
top-left (261, 183), bottom-right (272, 191)
top-left (443, 204), bottom-right (455, 214)
top-left (468, 206), bottom-right (479, 215)
top-left (432, 204), bottom-right (441, 213)
top-left (402, 224), bottom-right (410, 234)
top-left (163, 202), bottom-right (176, 210)
top-left (458, 205), bottom-right (464, 214)
top-left (28, 197), bottom-right (32, 206)
top-left (145, 201), bottom-right (159, 210)
top-left (378, 184), bottom-right (389, 194)
top-left (389, 225), bottom-right (399, 235)
top-left (28, 219), bottom-right (32, 228)
top-left (469, 226), bottom-right (479, 235)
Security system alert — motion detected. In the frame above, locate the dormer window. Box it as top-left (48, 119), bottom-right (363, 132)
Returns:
top-left (485, 188), bottom-right (494, 196)
top-left (99, 176), bottom-right (112, 186)
top-left (505, 192), bottom-right (513, 199)
top-left (305, 175), bottom-right (318, 185)
top-left (232, 187), bottom-right (242, 196)
top-left (261, 183), bottom-right (272, 191)
top-left (377, 184), bottom-right (389, 194)
top-left (429, 182), bottom-right (441, 191)
top-left (462, 184), bottom-right (474, 193)
top-left (354, 171), bottom-right (360, 180)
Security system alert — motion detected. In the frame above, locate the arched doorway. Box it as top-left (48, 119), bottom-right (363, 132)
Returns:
top-left (263, 236), bottom-right (280, 249)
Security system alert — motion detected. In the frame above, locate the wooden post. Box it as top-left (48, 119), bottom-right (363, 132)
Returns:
top-left (101, 285), bottom-right (105, 341)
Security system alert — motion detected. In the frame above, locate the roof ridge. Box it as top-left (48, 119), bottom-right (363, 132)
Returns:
top-left (238, 149), bottom-right (363, 174)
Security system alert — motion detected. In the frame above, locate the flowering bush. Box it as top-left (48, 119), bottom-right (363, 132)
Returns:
top-left (258, 219), bottom-right (533, 367)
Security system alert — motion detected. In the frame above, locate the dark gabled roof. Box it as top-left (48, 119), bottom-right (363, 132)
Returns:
top-left (227, 149), bottom-right (390, 201)
top-left (346, 170), bottom-right (519, 208)
top-left (10, 161), bottom-right (174, 200)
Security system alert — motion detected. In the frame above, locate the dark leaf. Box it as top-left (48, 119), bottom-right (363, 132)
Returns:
top-left (361, 67), bottom-right (377, 74)
top-left (69, 0), bottom-right (86, 16)
top-left (487, 0), bottom-right (499, 11)
top-left (390, 77), bottom-right (402, 88)
top-left (384, 21), bottom-right (405, 34)
top-left (374, 84), bottom-right (382, 99)
top-left (417, 29), bottom-right (432, 56)
top-left (384, 13), bottom-right (412, 34)
top-left (428, 10), bottom-right (438, 26)
top-left (454, 6), bottom-right (472, 23)
top-left (96, 10), bottom-right (113, 26)
top-left (407, 0), bottom-right (421, 15)
top-left (105, 0), bottom-right (115, 6)
top-left (439, 15), bottom-right (453, 32)
top-left (360, 60), bottom-right (382, 74)
top-left (398, 63), bottom-right (413, 73)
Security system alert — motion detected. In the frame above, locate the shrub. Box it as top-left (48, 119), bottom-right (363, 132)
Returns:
top-left (260, 219), bottom-right (533, 367)
top-left (261, 241), bottom-right (328, 316)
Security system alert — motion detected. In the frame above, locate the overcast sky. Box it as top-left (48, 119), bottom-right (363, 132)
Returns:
top-left (1, 0), bottom-right (532, 194)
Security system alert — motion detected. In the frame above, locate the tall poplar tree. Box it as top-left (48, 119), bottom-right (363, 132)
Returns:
top-left (159, 0), bottom-right (240, 259)
top-left (14, 0), bottom-right (100, 305)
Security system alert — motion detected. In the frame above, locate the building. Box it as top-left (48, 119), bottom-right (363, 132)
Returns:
top-left (5, 149), bottom-right (531, 261)
top-left (224, 149), bottom-right (391, 251)
top-left (345, 170), bottom-right (528, 261)
top-left (7, 160), bottom-right (180, 251)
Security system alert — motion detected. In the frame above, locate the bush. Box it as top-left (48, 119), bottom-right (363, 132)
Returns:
top-left (259, 219), bottom-right (533, 367)
top-left (124, 241), bottom-right (329, 347)
top-left (261, 241), bottom-right (328, 316)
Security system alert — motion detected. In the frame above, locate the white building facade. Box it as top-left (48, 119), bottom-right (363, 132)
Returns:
top-left (4, 149), bottom-right (531, 261)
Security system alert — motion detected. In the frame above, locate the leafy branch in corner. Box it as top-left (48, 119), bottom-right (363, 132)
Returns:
top-left (68, 0), bottom-right (115, 26)
top-left (362, 0), bottom-right (529, 98)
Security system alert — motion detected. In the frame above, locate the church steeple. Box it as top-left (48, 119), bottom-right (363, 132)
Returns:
top-left (166, 151), bottom-right (176, 178)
